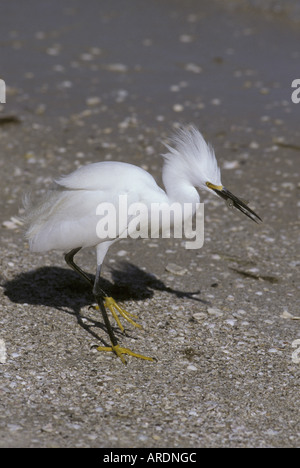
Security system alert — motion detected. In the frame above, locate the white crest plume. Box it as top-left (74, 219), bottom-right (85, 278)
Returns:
top-left (162, 126), bottom-right (222, 190)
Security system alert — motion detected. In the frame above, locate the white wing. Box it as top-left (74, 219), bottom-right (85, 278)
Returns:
top-left (25, 161), bottom-right (166, 252)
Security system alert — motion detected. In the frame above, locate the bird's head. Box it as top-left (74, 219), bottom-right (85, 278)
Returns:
top-left (163, 126), bottom-right (262, 223)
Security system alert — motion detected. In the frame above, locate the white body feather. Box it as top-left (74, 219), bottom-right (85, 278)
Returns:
top-left (25, 127), bottom-right (222, 253)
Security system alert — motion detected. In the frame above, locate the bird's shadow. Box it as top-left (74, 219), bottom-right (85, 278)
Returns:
top-left (2, 261), bottom-right (206, 345)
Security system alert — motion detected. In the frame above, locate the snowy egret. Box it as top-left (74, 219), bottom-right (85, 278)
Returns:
top-left (25, 126), bottom-right (261, 364)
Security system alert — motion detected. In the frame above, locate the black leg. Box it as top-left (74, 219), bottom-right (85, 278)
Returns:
top-left (65, 248), bottom-right (107, 298)
top-left (93, 265), bottom-right (119, 345)
top-left (94, 294), bottom-right (118, 347)
top-left (64, 247), bottom-right (93, 286)
top-left (65, 248), bottom-right (118, 344)
top-left (64, 248), bottom-right (154, 363)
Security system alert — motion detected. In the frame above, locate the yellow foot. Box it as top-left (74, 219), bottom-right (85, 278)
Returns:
top-left (96, 344), bottom-right (155, 365)
top-left (91, 297), bottom-right (142, 333)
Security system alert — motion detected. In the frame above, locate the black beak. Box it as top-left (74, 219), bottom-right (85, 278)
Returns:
top-left (213, 187), bottom-right (262, 224)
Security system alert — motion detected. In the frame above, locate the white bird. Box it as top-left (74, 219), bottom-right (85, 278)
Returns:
top-left (25, 126), bottom-right (261, 364)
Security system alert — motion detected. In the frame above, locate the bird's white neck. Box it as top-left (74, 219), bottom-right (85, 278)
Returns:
top-left (162, 163), bottom-right (200, 210)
